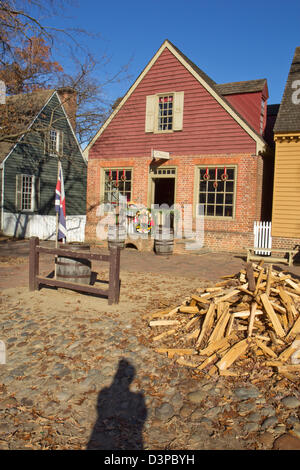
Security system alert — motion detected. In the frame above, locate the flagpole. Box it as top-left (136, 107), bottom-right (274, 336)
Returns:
top-left (55, 160), bottom-right (60, 279)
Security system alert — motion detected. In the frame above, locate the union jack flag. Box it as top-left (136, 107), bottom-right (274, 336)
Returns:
top-left (55, 161), bottom-right (67, 241)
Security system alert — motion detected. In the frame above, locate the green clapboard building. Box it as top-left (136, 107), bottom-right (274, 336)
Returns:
top-left (0, 88), bottom-right (87, 241)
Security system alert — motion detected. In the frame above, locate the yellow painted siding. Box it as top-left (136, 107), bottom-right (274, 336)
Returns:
top-left (272, 135), bottom-right (300, 237)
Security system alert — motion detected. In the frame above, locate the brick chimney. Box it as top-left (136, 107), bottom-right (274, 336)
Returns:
top-left (57, 87), bottom-right (77, 132)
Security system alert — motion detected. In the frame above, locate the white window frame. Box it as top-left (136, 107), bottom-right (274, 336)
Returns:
top-left (102, 168), bottom-right (133, 206)
top-left (49, 129), bottom-right (60, 156)
top-left (194, 165), bottom-right (237, 220)
top-left (145, 91), bottom-right (184, 134)
top-left (156, 93), bottom-right (174, 132)
top-left (20, 174), bottom-right (35, 212)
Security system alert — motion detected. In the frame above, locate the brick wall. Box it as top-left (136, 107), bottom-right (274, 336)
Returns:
top-left (86, 152), bottom-right (265, 252)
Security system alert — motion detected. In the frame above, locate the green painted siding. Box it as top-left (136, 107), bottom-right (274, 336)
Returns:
top-left (3, 93), bottom-right (87, 216)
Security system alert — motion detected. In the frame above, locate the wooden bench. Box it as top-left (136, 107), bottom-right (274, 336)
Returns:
top-left (245, 247), bottom-right (298, 266)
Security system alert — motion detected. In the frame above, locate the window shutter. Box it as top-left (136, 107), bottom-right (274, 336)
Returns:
top-left (35, 177), bottom-right (40, 211)
top-left (173, 91), bottom-right (184, 131)
top-left (145, 95), bottom-right (156, 133)
top-left (15, 174), bottom-right (23, 211)
top-left (59, 131), bottom-right (64, 156)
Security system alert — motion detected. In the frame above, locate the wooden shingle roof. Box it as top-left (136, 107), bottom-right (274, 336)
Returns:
top-left (274, 46), bottom-right (300, 134)
top-left (216, 79), bottom-right (267, 95)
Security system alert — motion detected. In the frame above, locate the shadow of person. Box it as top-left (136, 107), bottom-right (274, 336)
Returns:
top-left (86, 358), bottom-right (147, 450)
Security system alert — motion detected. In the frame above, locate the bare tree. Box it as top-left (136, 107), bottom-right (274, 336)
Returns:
top-left (0, 0), bottom-right (132, 147)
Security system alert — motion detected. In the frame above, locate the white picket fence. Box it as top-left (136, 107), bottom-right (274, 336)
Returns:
top-left (254, 221), bottom-right (272, 255)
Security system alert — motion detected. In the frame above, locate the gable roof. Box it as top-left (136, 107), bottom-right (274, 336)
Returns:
top-left (274, 46), bottom-right (300, 134)
top-left (0, 88), bottom-right (85, 165)
top-left (0, 89), bottom-right (55, 163)
top-left (84, 39), bottom-right (266, 158)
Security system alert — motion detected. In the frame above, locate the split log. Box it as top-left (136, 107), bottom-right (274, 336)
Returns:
top-left (246, 263), bottom-right (256, 292)
top-left (199, 333), bottom-right (238, 356)
top-left (255, 338), bottom-right (278, 358)
top-left (155, 348), bottom-right (196, 358)
top-left (179, 306), bottom-right (199, 314)
top-left (195, 303), bottom-right (216, 349)
top-left (208, 304), bottom-right (231, 343)
top-left (260, 293), bottom-right (285, 338)
top-left (153, 329), bottom-right (176, 342)
top-left (149, 319), bottom-right (181, 327)
top-left (216, 338), bottom-right (249, 371)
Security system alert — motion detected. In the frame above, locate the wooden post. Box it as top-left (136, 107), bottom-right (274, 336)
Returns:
top-left (29, 237), bottom-right (40, 291)
top-left (108, 246), bottom-right (120, 304)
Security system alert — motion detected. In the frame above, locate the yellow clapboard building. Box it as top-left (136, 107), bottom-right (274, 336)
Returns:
top-left (272, 46), bottom-right (300, 239)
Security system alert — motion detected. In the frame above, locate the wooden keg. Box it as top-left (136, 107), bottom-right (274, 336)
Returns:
top-left (154, 227), bottom-right (174, 256)
top-left (108, 224), bottom-right (126, 250)
top-left (56, 243), bottom-right (91, 285)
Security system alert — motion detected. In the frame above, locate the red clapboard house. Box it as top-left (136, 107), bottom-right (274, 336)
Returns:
top-left (84, 40), bottom-right (270, 252)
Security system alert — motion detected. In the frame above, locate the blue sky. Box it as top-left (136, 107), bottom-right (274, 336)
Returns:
top-left (49, 0), bottom-right (300, 105)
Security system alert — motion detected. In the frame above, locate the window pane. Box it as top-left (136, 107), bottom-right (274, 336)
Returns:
top-left (216, 193), bottom-right (224, 204)
top-left (207, 193), bottom-right (215, 203)
top-left (206, 205), bottom-right (214, 216)
top-left (216, 205), bottom-right (223, 216)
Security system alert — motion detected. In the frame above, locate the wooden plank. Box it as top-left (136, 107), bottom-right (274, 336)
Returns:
top-left (37, 245), bottom-right (110, 262)
top-left (248, 302), bottom-right (257, 337)
top-left (255, 338), bottom-right (278, 358)
top-left (286, 316), bottom-right (300, 341)
top-left (36, 276), bottom-right (109, 297)
top-left (260, 293), bottom-right (286, 337)
top-left (152, 329), bottom-right (176, 342)
top-left (208, 304), bottom-right (231, 343)
top-left (254, 268), bottom-right (265, 295)
top-left (246, 263), bottom-right (255, 292)
top-left (199, 333), bottom-right (238, 356)
top-left (278, 287), bottom-right (297, 329)
top-left (197, 353), bottom-right (217, 370)
top-left (149, 320), bottom-right (181, 327)
top-left (155, 348), bottom-right (196, 358)
top-left (214, 289), bottom-right (240, 304)
top-left (184, 316), bottom-right (200, 330)
top-left (108, 247), bottom-right (121, 304)
top-left (216, 339), bottom-right (249, 371)
top-left (265, 264), bottom-right (273, 297)
top-left (29, 237), bottom-right (39, 291)
top-left (191, 294), bottom-right (210, 304)
top-left (179, 306), bottom-right (199, 314)
top-left (195, 303), bottom-right (215, 349)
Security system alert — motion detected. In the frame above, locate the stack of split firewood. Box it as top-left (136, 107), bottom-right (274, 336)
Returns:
top-left (148, 262), bottom-right (300, 380)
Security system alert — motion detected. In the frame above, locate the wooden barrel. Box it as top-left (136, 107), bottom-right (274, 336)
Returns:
top-left (154, 227), bottom-right (174, 256)
top-left (56, 243), bottom-right (91, 285)
top-left (108, 224), bottom-right (126, 250)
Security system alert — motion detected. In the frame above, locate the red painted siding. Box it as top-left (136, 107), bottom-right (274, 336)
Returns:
top-left (89, 48), bottom-right (257, 160)
top-left (225, 92), bottom-right (263, 135)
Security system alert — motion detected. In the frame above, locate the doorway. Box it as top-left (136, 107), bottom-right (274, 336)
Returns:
top-left (153, 177), bottom-right (175, 207)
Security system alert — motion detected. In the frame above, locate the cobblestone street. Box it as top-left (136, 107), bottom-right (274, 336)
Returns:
top-left (0, 239), bottom-right (300, 450)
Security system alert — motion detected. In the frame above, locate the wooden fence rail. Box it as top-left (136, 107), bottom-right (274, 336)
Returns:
top-left (29, 237), bottom-right (120, 304)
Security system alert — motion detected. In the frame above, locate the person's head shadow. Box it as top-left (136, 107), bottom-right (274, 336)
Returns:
top-left (86, 358), bottom-right (147, 450)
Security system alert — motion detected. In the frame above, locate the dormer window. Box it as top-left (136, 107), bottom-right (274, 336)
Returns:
top-left (145, 91), bottom-right (184, 133)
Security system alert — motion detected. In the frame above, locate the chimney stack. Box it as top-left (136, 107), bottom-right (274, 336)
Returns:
top-left (57, 87), bottom-right (77, 132)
